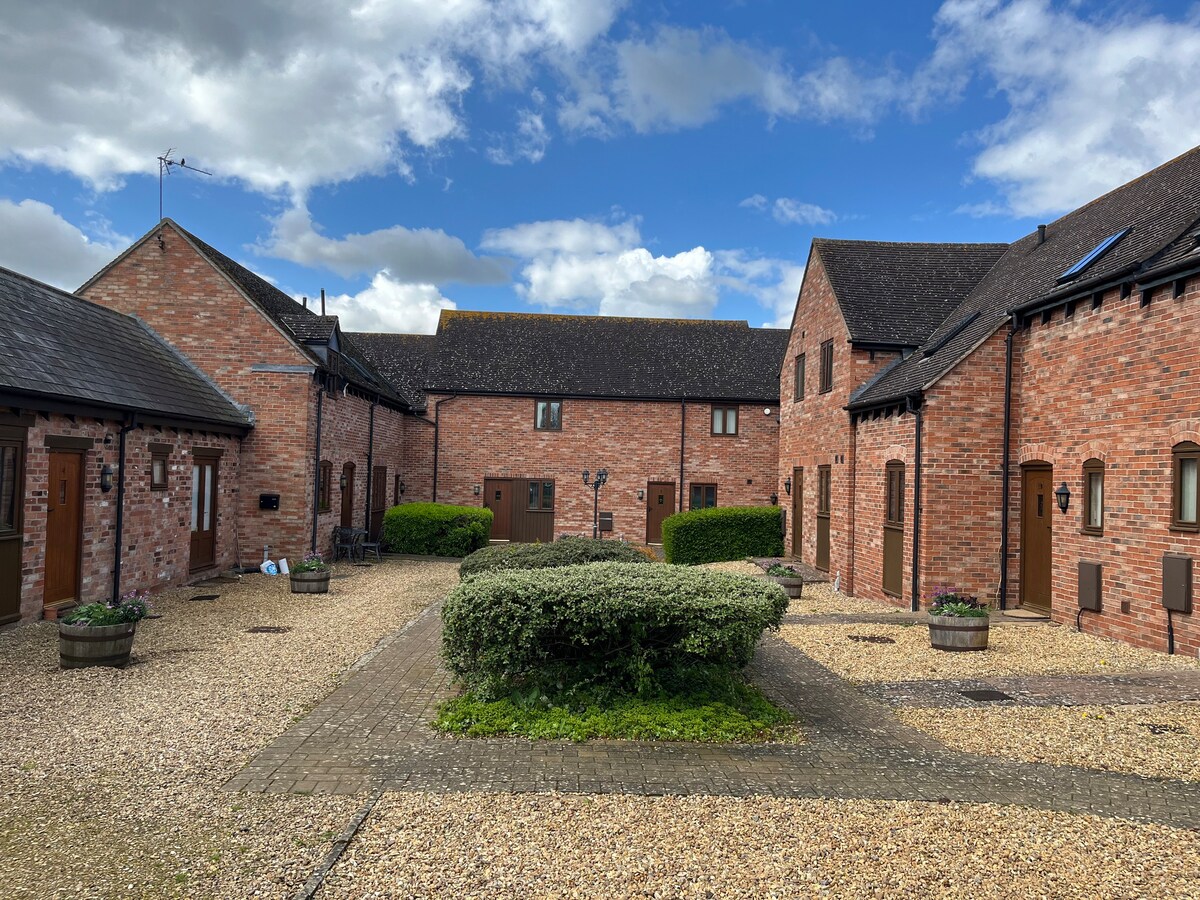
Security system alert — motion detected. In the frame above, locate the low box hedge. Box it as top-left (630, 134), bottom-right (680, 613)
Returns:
top-left (441, 562), bottom-right (788, 699)
top-left (382, 502), bottom-right (493, 557)
top-left (459, 536), bottom-right (654, 578)
top-left (661, 505), bottom-right (784, 565)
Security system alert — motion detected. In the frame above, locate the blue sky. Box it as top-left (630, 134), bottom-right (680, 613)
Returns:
top-left (3, 0), bottom-right (1200, 332)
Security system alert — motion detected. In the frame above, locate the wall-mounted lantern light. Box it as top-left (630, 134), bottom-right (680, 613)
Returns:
top-left (783, 476), bottom-right (792, 496)
top-left (637, 489), bottom-right (645, 501)
top-left (770, 492), bottom-right (779, 506)
top-left (1055, 481), bottom-right (1071, 514)
top-left (100, 464), bottom-right (114, 493)
top-left (339, 472), bottom-right (348, 490)
top-left (473, 484), bottom-right (481, 496)
top-left (396, 479), bottom-right (406, 497)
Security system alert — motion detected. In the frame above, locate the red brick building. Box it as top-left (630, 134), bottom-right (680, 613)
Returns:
top-left (781, 147), bottom-right (1200, 656)
top-left (0, 266), bottom-right (250, 624)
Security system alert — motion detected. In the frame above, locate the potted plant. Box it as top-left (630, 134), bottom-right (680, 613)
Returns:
top-left (290, 552), bottom-right (331, 594)
top-left (765, 563), bottom-right (804, 599)
top-left (59, 590), bottom-right (152, 669)
top-left (926, 585), bottom-right (990, 651)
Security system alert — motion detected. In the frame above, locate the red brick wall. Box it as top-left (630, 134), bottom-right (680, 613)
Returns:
top-left (1014, 280), bottom-right (1200, 656)
top-left (850, 413), bottom-right (915, 606)
top-left (18, 413), bottom-right (240, 621)
top-left (429, 393), bottom-right (780, 542)
top-left (401, 414), bottom-right (436, 504)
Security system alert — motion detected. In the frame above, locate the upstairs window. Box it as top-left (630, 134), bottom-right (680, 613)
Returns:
top-left (1082, 459), bottom-right (1104, 535)
top-left (150, 450), bottom-right (169, 491)
top-left (1058, 228), bottom-right (1130, 282)
top-left (794, 353), bottom-right (806, 401)
top-left (819, 340), bottom-right (833, 393)
top-left (535, 400), bottom-right (562, 431)
top-left (1173, 442), bottom-right (1199, 531)
top-left (690, 483), bottom-right (717, 510)
top-left (711, 406), bottom-right (739, 436)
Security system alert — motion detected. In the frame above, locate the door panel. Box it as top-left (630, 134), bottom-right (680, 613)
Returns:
top-left (45, 451), bottom-right (83, 604)
top-left (815, 465), bottom-right (831, 572)
top-left (0, 433), bottom-right (26, 623)
top-left (790, 467), bottom-right (803, 558)
top-left (883, 462), bottom-right (905, 597)
top-left (1021, 465), bottom-right (1053, 611)
top-left (340, 462), bottom-right (356, 528)
top-left (189, 456), bottom-right (219, 571)
top-left (645, 481), bottom-right (676, 544)
top-left (483, 478), bottom-right (513, 540)
top-left (370, 465), bottom-right (387, 539)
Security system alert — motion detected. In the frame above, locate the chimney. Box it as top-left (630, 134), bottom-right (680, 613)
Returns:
top-left (302, 295), bottom-right (308, 310)
top-left (1037, 224), bottom-right (1047, 245)
top-left (320, 288), bottom-right (326, 316)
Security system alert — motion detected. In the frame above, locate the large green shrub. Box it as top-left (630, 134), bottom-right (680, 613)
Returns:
top-left (382, 502), bottom-right (493, 557)
top-left (661, 505), bottom-right (784, 565)
top-left (459, 536), bottom-right (654, 578)
top-left (441, 562), bottom-right (788, 699)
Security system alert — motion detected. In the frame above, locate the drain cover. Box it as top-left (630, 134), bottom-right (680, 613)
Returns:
top-left (188, 594), bottom-right (220, 602)
top-left (246, 626), bottom-right (290, 634)
top-left (1139, 722), bottom-right (1187, 735)
top-left (848, 634), bottom-right (896, 644)
top-left (959, 689), bottom-right (1014, 702)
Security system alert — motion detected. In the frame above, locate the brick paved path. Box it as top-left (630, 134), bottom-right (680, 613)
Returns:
top-left (866, 669), bottom-right (1200, 708)
top-left (228, 601), bottom-right (1200, 828)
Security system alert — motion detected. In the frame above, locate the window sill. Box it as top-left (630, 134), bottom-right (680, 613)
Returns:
top-left (1080, 528), bottom-right (1103, 537)
top-left (1169, 523), bottom-right (1200, 534)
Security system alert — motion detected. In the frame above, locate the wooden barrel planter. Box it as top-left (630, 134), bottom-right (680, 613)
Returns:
top-left (768, 575), bottom-right (804, 599)
top-left (290, 570), bottom-right (331, 594)
top-left (928, 614), bottom-right (990, 652)
top-left (59, 622), bottom-right (137, 669)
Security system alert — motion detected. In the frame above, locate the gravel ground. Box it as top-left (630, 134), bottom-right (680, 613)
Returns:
top-left (898, 702), bottom-right (1200, 782)
top-left (0, 558), bottom-right (458, 900)
top-left (786, 581), bottom-right (910, 617)
top-left (317, 791), bottom-right (1200, 900)
top-left (779, 620), bottom-right (1200, 684)
top-left (697, 560), bottom-right (763, 576)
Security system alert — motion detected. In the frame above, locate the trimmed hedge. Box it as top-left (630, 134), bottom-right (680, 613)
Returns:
top-left (459, 536), bottom-right (654, 578)
top-left (441, 562), bottom-right (788, 699)
top-left (661, 505), bottom-right (784, 565)
top-left (382, 502), bottom-right (493, 557)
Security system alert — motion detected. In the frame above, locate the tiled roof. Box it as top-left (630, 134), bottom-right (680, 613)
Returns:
top-left (0, 266), bottom-right (251, 429)
top-left (851, 145), bottom-right (1200, 410)
top-left (280, 314), bottom-right (339, 343)
top-left (814, 239), bottom-right (1007, 346)
top-left (422, 310), bottom-right (789, 402)
top-left (346, 332), bottom-right (436, 410)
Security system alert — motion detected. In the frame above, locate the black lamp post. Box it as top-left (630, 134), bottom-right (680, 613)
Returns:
top-left (583, 468), bottom-right (608, 539)
top-left (783, 476), bottom-right (792, 496)
top-left (1055, 482), bottom-right (1071, 514)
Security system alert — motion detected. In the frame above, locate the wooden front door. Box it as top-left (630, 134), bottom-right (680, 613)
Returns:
top-left (790, 467), bottom-right (803, 557)
top-left (340, 462), bottom-right (356, 528)
top-left (370, 465), bottom-right (387, 539)
top-left (815, 465), bottom-right (831, 572)
top-left (1021, 465), bottom-right (1054, 611)
top-left (883, 461), bottom-right (905, 597)
top-left (189, 455), bottom-right (219, 572)
top-left (0, 428), bottom-right (27, 624)
top-left (483, 478), bottom-right (513, 540)
top-left (645, 481), bottom-right (675, 544)
top-left (45, 451), bottom-right (83, 605)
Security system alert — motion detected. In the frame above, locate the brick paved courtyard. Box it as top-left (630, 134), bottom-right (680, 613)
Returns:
top-left (228, 602), bottom-right (1200, 829)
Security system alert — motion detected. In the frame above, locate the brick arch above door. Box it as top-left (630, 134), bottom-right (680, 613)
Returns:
top-left (1168, 420), bottom-right (1200, 447)
top-left (1016, 444), bottom-right (1057, 466)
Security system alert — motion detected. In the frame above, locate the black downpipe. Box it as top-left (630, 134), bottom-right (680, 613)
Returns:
top-left (999, 316), bottom-right (1017, 610)
top-left (364, 397), bottom-right (377, 534)
top-left (1168, 609), bottom-right (1176, 655)
top-left (111, 415), bottom-right (138, 602)
top-left (432, 395), bottom-right (458, 502)
top-left (311, 381), bottom-right (324, 553)
top-left (908, 394), bottom-right (923, 613)
top-left (678, 398), bottom-right (686, 511)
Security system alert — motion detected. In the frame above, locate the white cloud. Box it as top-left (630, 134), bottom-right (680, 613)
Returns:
top-left (260, 205), bottom-right (509, 284)
top-left (741, 194), bottom-right (836, 225)
top-left (925, 0), bottom-right (1200, 216)
top-left (0, 1), bottom-right (625, 194)
top-left (322, 273), bottom-right (455, 334)
top-left (716, 251), bottom-right (806, 328)
top-left (0, 199), bottom-right (126, 289)
top-left (487, 109), bottom-right (551, 165)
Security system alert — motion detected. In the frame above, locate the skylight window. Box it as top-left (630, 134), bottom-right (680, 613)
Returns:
top-left (1058, 228), bottom-right (1130, 282)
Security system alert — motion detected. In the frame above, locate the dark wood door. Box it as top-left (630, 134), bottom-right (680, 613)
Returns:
top-left (340, 462), bottom-right (356, 528)
top-left (483, 478), bottom-right (513, 540)
top-left (189, 455), bottom-right (219, 572)
top-left (883, 462), bottom-right (904, 597)
top-left (790, 467), bottom-right (803, 557)
top-left (370, 465), bottom-right (387, 539)
top-left (1021, 465), bottom-right (1054, 611)
top-left (815, 465), bottom-right (831, 572)
top-left (645, 481), bottom-right (675, 544)
top-left (0, 430), bottom-right (26, 624)
top-left (45, 451), bottom-right (83, 605)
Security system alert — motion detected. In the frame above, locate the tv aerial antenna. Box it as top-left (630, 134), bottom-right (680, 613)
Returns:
top-left (157, 149), bottom-right (212, 220)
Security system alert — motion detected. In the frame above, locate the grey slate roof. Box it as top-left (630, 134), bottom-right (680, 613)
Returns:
top-left (280, 314), bottom-right (339, 343)
top-left (347, 332), bottom-right (436, 410)
top-left (0, 266), bottom-right (251, 429)
top-left (422, 311), bottom-right (790, 402)
top-left (814, 239), bottom-right (1007, 346)
top-left (850, 145), bottom-right (1200, 410)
